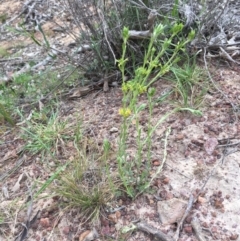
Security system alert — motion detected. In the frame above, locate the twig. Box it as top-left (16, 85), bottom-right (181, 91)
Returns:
top-left (204, 0), bottom-right (230, 46)
top-left (135, 127), bottom-right (171, 198)
top-left (172, 149), bottom-right (228, 241)
top-left (2, 49), bottom-right (59, 84)
top-left (203, 47), bottom-right (238, 114)
top-left (219, 47), bottom-right (240, 65)
top-left (0, 57), bottom-right (23, 62)
top-left (166, 163), bottom-right (192, 180)
top-left (0, 0), bottom-right (34, 31)
top-left (191, 217), bottom-right (207, 241)
top-left (217, 141), bottom-right (240, 148)
top-left (128, 0), bottom-right (177, 20)
top-left (136, 221), bottom-right (173, 241)
top-left (128, 9), bottom-right (158, 39)
top-left (173, 194), bottom-right (194, 241)
top-left (0, 155), bottom-right (26, 182)
top-left (128, 30), bottom-right (151, 39)
top-left (40, 66), bottom-right (79, 101)
top-left (221, 148), bottom-right (239, 165)
top-left (23, 0), bottom-right (37, 24)
top-left (15, 189), bottom-right (40, 241)
top-left (171, 139), bottom-right (232, 240)
top-left (207, 41), bottom-right (240, 49)
top-left (97, 7), bottom-right (116, 64)
top-left (197, 143), bottom-right (230, 197)
top-left (31, 49), bottom-right (58, 70)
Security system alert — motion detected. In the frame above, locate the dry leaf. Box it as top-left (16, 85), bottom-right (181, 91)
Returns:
top-left (79, 228), bottom-right (98, 241)
top-left (1, 149), bottom-right (17, 163)
top-left (38, 100), bottom-right (44, 111)
top-left (12, 173), bottom-right (26, 192)
top-left (2, 185), bottom-right (9, 199)
top-left (69, 87), bottom-right (91, 99)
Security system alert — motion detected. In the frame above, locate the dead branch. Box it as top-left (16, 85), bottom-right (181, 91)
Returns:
top-left (77, 44), bottom-right (92, 53)
top-left (14, 189), bottom-right (40, 241)
top-left (179, 0), bottom-right (196, 28)
top-left (136, 221), bottom-right (173, 241)
top-left (1, 49), bottom-right (58, 84)
top-left (0, 155), bottom-right (26, 182)
top-left (219, 47), bottom-right (240, 65)
top-left (128, 30), bottom-right (151, 39)
top-left (0, 57), bottom-right (23, 63)
top-left (217, 140), bottom-right (240, 148)
top-left (23, 0), bottom-right (37, 24)
top-left (128, 9), bottom-right (158, 39)
top-left (173, 194), bottom-right (194, 241)
top-left (32, 50), bottom-right (58, 70)
top-left (191, 217), bottom-right (207, 241)
top-left (97, 5), bottom-right (117, 64)
top-left (40, 66), bottom-right (79, 101)
top-left (0, 0), bottom-right (34, 31)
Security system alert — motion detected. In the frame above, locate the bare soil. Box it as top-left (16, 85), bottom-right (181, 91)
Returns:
top-left (1, 1), bottom-right (240, 241)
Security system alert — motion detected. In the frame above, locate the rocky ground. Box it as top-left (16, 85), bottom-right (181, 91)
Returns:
top-left (0, 0), bottom-right (240, 241)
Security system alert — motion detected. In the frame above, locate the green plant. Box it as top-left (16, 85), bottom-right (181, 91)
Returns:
top-left (0, 102), bottom-right (15, 126)
top-left (54, 130), bottom-right (118, 223)
top-left (0, 13), bottom-right (7, 23)
top-left (116, 24), bottom-right (199, 198)
top-left (65, 0), bottom-right (194, 78)
top-left (0, 46), bottom-right (9, 58)
top-left (22, 111), bottom-right (70, 155)
top-left (170, 60), bottom-right (209, 108)
top-left (13, 72), bottom-right (30, 84)
top-left (0, 198), bottom-right (23, 239)
top-left (56, 166), bottom-right (113, 222)
top-left (0, 66), bottom-right (80, 123)
top-left (34, 164), bottom-right (67, 199)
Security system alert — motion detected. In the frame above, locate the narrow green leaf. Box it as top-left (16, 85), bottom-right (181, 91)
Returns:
top-left (0, 103), bottom-right (15, 126)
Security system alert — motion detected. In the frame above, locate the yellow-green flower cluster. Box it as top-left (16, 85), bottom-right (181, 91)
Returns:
top-left (160, 66), bottom-right (170, 75)
top-left (119, 107), bottom-right (131, 118)
top-left (121, 81), bottom-right (147, 94)
top-left (137, 83), bottom-right (147, 94)
top-left (121, 82), bottom-right (129, 93)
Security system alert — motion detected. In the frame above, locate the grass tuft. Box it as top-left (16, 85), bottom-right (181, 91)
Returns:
top-left (170, 60), bottom-right (209, 109)
top-left (54, 124), bottom-right (118, 222)
top-left (21, 111), bottom-right (69, 155)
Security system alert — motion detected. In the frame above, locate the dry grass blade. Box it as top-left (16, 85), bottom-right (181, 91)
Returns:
top-left (54, 136), bottom-right (118, 223)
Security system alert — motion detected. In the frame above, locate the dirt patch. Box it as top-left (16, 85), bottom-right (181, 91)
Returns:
top-left (0, 37), bottom-right (33, 50)
top-left (0, 0), bottom-right (21, 16)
